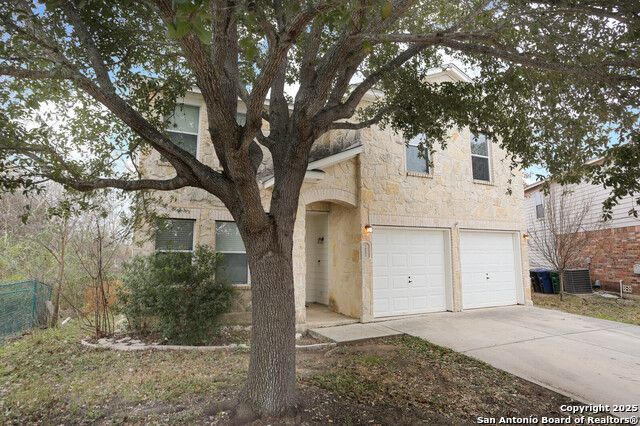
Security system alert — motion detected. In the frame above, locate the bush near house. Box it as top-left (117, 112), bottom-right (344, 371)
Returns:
top-left (116, 246), bottom-right (235, 345)
top-left (82, 280), bottom-right (121, 313)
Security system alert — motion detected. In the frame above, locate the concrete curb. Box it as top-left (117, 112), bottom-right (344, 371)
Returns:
top-left (80, 339), bottom-right (336, 352)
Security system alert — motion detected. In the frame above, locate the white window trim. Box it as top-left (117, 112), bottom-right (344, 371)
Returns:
top-left (471, 133), bottom-right (492, 183)
top-left (154, 218), bottom-right (196, 253)
top-left (405, 137), bottom-right (431, 176)
top-left (215, 220), bottom-right (251, 286)
top-left (159, 103), bottom-right (202, 164)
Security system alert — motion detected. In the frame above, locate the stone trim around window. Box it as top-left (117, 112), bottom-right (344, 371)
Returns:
top-left (472, 179), bottom-right (496, 187)
top-left (407, 171), bottom-right (433, 179)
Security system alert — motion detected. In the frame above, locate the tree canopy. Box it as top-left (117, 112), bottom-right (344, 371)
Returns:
top-left (0, 1), bottom-right (638, 213)
top-left (1, 0), bottom-right (639, 418)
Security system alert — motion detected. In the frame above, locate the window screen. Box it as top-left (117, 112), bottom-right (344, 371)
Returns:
top-left (470, 133), bottom-right (490, 182)
top-left (215, 221), bottom-right (248, 284)
top-left (405, 135), bottom-right (429, 174)
top-left (155, 219), bottom-right (195, 251)
top-left (217, 253), bottom-right (248, 284)
top-left (167, 132), bottom-right (197, 157)
top-left (163, 104), bottom-right (200, 160)
top-left (167, 104), bottom-right (200, 134)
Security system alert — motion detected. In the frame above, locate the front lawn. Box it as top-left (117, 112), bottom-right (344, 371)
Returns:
top-left (532, 292), bottom-right (640, 326)
top-left (0, 323), bottom-right (607, 424)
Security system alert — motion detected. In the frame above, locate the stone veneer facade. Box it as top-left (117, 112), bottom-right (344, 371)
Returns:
top-left (135, 70), bottom-right (531, 327)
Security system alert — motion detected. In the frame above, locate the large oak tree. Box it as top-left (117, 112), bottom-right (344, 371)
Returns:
top-left (1, 0), bottom-right (639, 419)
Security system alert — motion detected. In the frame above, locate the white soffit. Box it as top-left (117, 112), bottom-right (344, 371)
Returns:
top-left (263, 145), bottom-right (363, 189)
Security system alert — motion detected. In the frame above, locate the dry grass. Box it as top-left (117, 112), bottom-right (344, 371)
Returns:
top-left (297, 337), bottom-right (602, 425)
top-left (532, 292), bottom-right (640, 326)
top-left (0, 322), bottom-right (612, 424)
top-left (0, 323), bottom-right (248, 424)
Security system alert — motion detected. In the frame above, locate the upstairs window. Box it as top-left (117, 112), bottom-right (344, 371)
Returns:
top-left (534, 191), bottom-right (544, 219)
top-left (215, 221), bottom-right (249, 285)
top-left (470, 133), bottom-right (490, 182)
top-left (165, 104), bottom-right (200, 159)
top-left (406, 135), bottom-right (429, 174)
top-left (155, 219), bottom-right (195, 261)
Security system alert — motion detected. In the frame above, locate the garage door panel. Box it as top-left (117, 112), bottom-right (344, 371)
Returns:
top-left (392, 253), bottom-right (408, 267)
top-left (373, 275), bottom-right (389, 290)
top-left (373, 251), bottom-right (389, 266)
top-left (390, 232), bottom-right (406, 245)
top-left (373, 228), bottom-right (449, 318)
top-left (410, 253), bottom-right (427, 266)
top-left (412, 297), bottom-right (430, 311)
top-left (411, 278), bottom-right (428, 292)
top-left (461, 231), bottom-right (518, 310)
top-left (392, 276), bottom-right (409, 289)
top-left (392, 297), bottom-right (409, 312)
top-left (376, 299), bottom-right (390, 315)
top-left (428, 255), bottom-right (444, 267)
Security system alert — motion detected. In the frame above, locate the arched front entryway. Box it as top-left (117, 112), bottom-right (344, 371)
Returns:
top-left (299, 189), bottom-right (361, 327)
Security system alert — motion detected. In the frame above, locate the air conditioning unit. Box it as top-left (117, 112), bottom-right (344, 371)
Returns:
top-left (563, 269), bottom-right (592, 294)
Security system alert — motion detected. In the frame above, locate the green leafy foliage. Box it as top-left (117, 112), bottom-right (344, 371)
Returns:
top-left (1, 0), bottom-right (638, 217)
top-left (116, 245), bottom-right (235, 345)
top-left (380, 0), bottom-right (392, 20)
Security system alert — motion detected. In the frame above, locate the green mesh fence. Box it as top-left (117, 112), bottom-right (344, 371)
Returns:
top-left (0, 280), bottom-right (53, 343)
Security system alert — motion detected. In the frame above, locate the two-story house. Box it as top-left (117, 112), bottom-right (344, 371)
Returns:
top-left (136, 66), bottom-right (532, 328)
top-left (525, 176), bottom-right (640, 298)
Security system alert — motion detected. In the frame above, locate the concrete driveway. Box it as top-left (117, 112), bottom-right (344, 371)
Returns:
top-left (383, 306), bottom-right (640, 418)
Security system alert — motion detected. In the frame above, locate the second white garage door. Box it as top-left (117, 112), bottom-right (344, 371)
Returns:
top-left (373, 228), bottom-right (449, 318)
top-left (460, 231), bottom-right (519, 309)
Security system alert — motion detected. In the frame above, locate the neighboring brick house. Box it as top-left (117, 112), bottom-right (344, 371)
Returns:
top-left (136, 66), bottom-right (532, 327)
top-left (524, 179), bottom-right (640, 297)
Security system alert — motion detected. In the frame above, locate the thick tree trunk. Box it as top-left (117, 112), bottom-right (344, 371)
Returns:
top-left (233, 224), bottom-right (297, 420)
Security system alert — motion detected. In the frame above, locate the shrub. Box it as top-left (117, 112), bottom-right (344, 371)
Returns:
top-left (117, 245), bottom-right (235, 345)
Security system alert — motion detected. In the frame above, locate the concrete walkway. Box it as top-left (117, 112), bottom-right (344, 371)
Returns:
top-left (306, 303), bottom-right (359, 329)
top-left (310, 322), bottom-right (401, 343)
top-left (382, 306), bottom-right (640, 418)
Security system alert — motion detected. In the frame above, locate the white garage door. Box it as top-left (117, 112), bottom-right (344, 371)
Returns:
top-left (373, 228), bottom-right (448, 318)
top-left (461, 231), bottom-right (519, 309)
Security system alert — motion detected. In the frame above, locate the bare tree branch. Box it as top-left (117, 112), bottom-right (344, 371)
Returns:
top-left (314, 43), bottom-right (428, 129)
top-left (444, 0), bottom-right (493, 33)
top-left (61, 0), bottom-right (116, 92)
top-left (155, 0), bottom-right (240, 140)
top-left (64, 176), bottom-right (191, 192)
top-left (359, 33), bottom-right (639, 84)
top-left (528, 0), bottom-right (638, 25)
top-left (328, 104), bottom-right (403, 131)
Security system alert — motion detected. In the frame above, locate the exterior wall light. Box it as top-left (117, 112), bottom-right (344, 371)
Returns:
top-left (364, 225), bottom-right (373, 233)
top-left (523, 234), bottom-right (530, 241)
